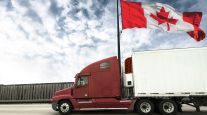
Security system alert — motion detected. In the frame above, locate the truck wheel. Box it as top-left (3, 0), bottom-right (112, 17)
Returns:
top-left (159, 99), bottom-right (178, 115)
top-left (58, 100), bottom-right (72, 115)
top-left (177, 102), bottom-right (182, 112)
top-left (135, 99), bottom-right (154, 115)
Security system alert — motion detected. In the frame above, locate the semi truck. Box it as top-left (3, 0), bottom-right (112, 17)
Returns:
top-left (51, 47), bottom-right (207, 115)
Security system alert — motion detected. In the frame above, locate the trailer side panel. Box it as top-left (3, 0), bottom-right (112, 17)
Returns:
top-left (132, 47), bottom-right (207, 97)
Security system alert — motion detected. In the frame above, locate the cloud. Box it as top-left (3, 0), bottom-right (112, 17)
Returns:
top-left (0, 0), bottom-right (206, 84)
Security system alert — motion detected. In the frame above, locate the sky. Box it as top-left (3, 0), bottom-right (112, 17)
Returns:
top-left (0, 0), bottom-right (207, 84)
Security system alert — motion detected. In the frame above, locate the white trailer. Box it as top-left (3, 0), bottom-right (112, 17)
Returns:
top-left (124, 47), bottom-right (207, 115)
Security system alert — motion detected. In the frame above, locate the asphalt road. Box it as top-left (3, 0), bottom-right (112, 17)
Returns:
top-left (0, 104), bottom-right (207, 115)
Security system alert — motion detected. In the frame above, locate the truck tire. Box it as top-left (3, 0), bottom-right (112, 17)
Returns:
top-left (58, 100), bottom-right (72, 115)
top-left (135, 99), bottom-right (154, 115)
top-left (159, 99), bottom-right (178, 115)
top-left (177, 102), bottom-right (182, 112)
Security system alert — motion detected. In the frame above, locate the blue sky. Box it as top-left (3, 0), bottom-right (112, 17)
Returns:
top-left (0, 0), bottom-right (206, 84)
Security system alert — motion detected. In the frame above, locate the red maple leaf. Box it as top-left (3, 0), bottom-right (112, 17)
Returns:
top-left (150, 7), bottom-right (178, 31)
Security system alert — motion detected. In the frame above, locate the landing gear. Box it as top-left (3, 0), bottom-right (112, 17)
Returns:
top-left (187, 100), bottom-right (201, 112)
top-left (193, 101), bottom-right (201, 112)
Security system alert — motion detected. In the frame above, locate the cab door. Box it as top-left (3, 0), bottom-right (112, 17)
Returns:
top-left (74, 76), bottom-right (89, 98)
top-left (74, 75), bottom-right (93, 108)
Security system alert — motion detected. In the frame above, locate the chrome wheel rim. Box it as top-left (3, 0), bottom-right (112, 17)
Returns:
top-left (163, 102), bottom-right (174, 113)
top-left (140, 102), bottom-right (151, 113)
top-left (60, 103), bottom-right (70, 113)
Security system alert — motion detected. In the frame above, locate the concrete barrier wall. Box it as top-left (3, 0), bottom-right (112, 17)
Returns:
top-left (0, 82), bottom-right (73, 103)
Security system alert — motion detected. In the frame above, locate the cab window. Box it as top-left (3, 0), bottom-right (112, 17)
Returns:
top-left (77, 76), bottom-right (88, 86)
top-left (100, 62), bottom-right (110, 69)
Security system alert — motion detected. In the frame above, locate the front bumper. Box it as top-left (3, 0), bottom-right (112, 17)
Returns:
top-left (52, 102), bottom-right (58, 111)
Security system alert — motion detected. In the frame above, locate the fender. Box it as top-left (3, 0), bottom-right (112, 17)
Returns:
top-left (51, 88), bottom-right (79, 110)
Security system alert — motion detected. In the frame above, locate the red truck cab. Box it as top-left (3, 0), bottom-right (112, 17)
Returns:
top-left (51, 56), bottom-right (133, 114)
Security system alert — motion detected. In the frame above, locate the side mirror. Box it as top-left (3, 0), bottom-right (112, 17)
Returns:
top-left (74, 73), bottom-right (80, 88)
top-left (75, 73), bottom-right (80, 78)
top-left (74, 83), bottom-right (78, 88)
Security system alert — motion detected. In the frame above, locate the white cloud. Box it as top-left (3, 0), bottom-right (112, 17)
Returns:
top-left (0, 0), bottom-right (206, 84)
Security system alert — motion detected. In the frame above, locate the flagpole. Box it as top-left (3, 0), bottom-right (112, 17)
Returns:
top-left (116, 0), bottom-right (122, 98)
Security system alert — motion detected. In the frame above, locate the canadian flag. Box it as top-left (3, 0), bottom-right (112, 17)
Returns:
top-left (121, 0), bottom-right (206, 41)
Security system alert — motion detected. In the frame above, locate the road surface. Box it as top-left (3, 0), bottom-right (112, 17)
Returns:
top-left (0, 104), bottom-right (207, 115)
